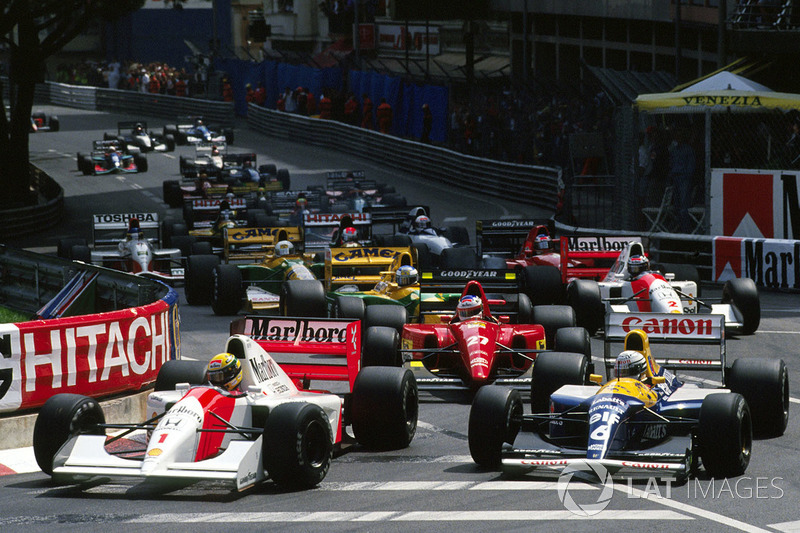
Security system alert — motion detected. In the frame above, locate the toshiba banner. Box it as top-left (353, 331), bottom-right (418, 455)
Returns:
top-left (710, 169), bottom-right (800, 239)
top-left (0, 292), bottom-right (180, 413)
top-left (713, 236), bottom-right (800, 289)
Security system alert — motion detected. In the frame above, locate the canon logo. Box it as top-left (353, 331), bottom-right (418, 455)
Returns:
top-left (621, 316), bottom-right (715, 336)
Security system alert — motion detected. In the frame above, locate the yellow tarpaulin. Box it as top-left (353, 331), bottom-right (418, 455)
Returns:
top-left (635, 90), bottom-right (800, 113)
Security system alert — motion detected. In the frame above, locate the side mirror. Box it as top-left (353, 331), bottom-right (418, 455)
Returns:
top-left (589, 374), bottom-right (603, 384)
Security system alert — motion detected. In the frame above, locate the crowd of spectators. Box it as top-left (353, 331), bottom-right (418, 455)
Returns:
top-left (53, 60), bottom-right (208, 98)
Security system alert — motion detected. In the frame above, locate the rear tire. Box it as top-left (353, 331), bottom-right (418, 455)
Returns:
top-left (566, 279), bottom-right (604, 335)
top-left (554, 327), bottom-right (591, 359)
top-left (33, 394), bottom-right (106, 476)
top-left (522, 265), bottom-right (564, 305)
top-left (722, 278), bottom-right (761, 335)
top-left (351, 367), bottom-right (418, 450)
top-left (726, 358), bottom-right (789, 437)
top-left (363, 304), bottom-right (407, 335)
top-left (280, 280), bottom-right (326, 317)
top-left (263, 403), bottom-right (332, 489)
top-left (163, 180), bottom-right (182, 208)
top-left (333, 295), bottom-right (365, 320)
top-left (154, 360), bottom-right (210, 391)
top-left (442, 225), bottom-right (470, 246)
top-left (468, 386), bottom-right (522, 468)
top-left (530, 352), bottom-right (589, 414)
top-left (185, 254), bottom-right (220, 305)
top-left (211, 264), bottom-right (243, 316)
top-left (532, 305), bottom-right (576, 348)
top-left (57, 238), bottom-right (87, 259)
top-left (277, 168), bottom-right (291, 190)
top-left (440, 247), bottom-right (478, 269)
top-left (362, 326), bottom-right (400, 367)
top-left (698, 393), bottom-right (752, 478)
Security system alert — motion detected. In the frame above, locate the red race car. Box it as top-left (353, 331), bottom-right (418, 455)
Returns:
top-left (368, 269), bottom-right (592, 391)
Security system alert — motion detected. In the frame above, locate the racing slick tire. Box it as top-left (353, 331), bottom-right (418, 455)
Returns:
top-left (164, 134), bottom-right (176, 152)
top-left (362, 326), bottom-right (401, 367)
top-left (248, 211), bottom-right (275, 229)
top-left (440, 246), bottom-right (478, 269)
top-left (49, 116), bottom-right (59, 131)
top-left (69, 244), bottom-right (92, 264)
top-left (162, 221), bottom-right (188, 248)
top-left (352, 367), bottom-right (418, 450)
top-left (263, 402), bottom-right (332, 490)
top-left (191, 240), bottom-right (213, 256)
top-left (182, 204), bottom-right (196, 230)
top-left (726, 358), bottom-right (789, 437)
top-left (179, 155), bottom-right (190, 174)
top-left (364, 304), bottom-right (407, 336)
top-left (33, 394), bottom-right (106, 476)
top-left (169, 235), bottom-right (197, 258)
top-left (185, 254), bottom-right (220, 305)
top-left (224, 128), bottom-right (235, 144)
top-left (698, 393), bottom-right (752, 478)
top-left (522, 265), bottom-right (564, 305)
top-left (373, 234), bottom-right (412, 247)
top-left (442, 225), bottom-right (470, 246)
top-left (163, 180), bottom-right (182, 208)
top-left (468, 386), bottom-right (523, 468)
top-left (530, 352), bottom-right (589, 414)
top-left (554, 327), bottom-right (591, 359)
top-left (412, 242), bottom-right (433, 271)
top-left (103, 132), bottom-right (115, 141)
top-left (211, 264), bottom-right (243, 316)
top-left (515, 292), bottom-right (533, 324)
top-left (333, 295), bottom-right (365, 320)
top-left (276, 168), bottom-right (291, 190)
top-left (722, 277), bottom-right (761, 335)
top-left (280, 280), bottom-right (326, 317)
top-left (382, 193), bottom-right (407, 207)
top-left (134, 154), bottom-right (148, 173)
top-left (81, 155), bottom-right (93, 175)
top-left (532, 305), bottom-right (576, 348)
top-left (566, 279), bottom-right (605, 335)
top-left (76, 152), bottom-right (86, 172)
top-left (154, 360), bottom-right (210, 391)
top-left (57, 237), bottom-right (87, 259)
top-left (259, 163), bottom-right (277, 176)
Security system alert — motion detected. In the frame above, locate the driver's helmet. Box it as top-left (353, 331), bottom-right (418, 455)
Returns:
top-left (127, 227), bottom-right (141, 241)
top-left (134, 122), bottom-right (144, 134)
top-left (414, 215), bottom-right (431, 231)
top-left (457, 295), bottom-right (483, 321)
top-left (342, 226), bottom-right (358, 243)
top-left (534, 233), bottom-right (551, 252)
top-left (274, 240), bottom-right (294, 257)
top-left (295, 197), bottom-right (308, 209)
top-left (225, 192), bottom-right (235, 203)
top-left (614, 350), bottom-right (648, 380)
top-left (627, 254), bottom-right (650, 277)
top-left (211, 145), bottom-right (220, 156)
top-left (207, 352), bottom-right (243, 391)
top-left (195, 118), bottom-right (204, 127)
top-left (396, 265), bottom-right (418, 286)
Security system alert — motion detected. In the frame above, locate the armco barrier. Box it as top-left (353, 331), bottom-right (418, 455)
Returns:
top-left (0, 245), bottom-right (181, 414)
top-left (0, 166), bottom-right (63, 240)
top-left (246, 104), bottom-right (561, 211)
top-left (95, 88), bottom-right (235, 127)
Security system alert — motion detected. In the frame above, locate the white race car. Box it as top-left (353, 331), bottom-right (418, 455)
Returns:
top-left (33, 318), bottom-right (418, 490)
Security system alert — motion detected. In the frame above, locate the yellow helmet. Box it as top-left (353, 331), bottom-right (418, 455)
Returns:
top-left (207, 352), bottom-right (243, 391)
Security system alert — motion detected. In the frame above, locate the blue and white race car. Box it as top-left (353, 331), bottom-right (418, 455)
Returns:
top-left (165, 116), bottom-right (233, 145)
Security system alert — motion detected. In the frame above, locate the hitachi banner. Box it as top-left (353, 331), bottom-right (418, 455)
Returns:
top-left (0, 297), bottom-right (180, 413)
top-left (710, 169), bottom-right (800, 239)
top-left (713, 236), bottom-right (800, 289)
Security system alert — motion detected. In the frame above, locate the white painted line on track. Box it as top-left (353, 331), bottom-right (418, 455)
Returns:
top-left (618, 483), bottom-right (771, 533)
top-left (130, 183), bottom-right (143, 190)
top-left (122, 510), bottom-right (690, 523)
top-left (757, 330), bottom-right (800, 334)
top-left (162, 153), bottom-right (176, 159)
top-left (769, 520), bottom-right (800, 532)
top-left (320, 481), bottom-right (595, 491)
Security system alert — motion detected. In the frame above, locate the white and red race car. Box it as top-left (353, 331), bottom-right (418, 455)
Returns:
top-left (567, 240), bottom-right (760, 336)
top-left (33, 317), bottom-right (418, 490)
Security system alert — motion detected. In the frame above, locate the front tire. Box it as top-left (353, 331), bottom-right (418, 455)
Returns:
top-left (185, 254), bottom-right (220, 305)
top-left (211, 264), bottom-right (243, 316)
top-left (726, 358), bottom-right (788, 437)
top-left (280, 280), bottom-right (326, 317)
top-left (530, 351), bottom-right (589, 414)
top-left (566, 279), bottom-right (604, 335)
top-left (532, 305), bottom-right (576, 348)
top-left (33, 394), bottom-right (106, 476)
top-left (362, 326), bottom-right (400, 366)
top-left (263, 403), bottom-right (332, 490)
top-left (722, 278), bottom-right (761, 335)
top-left (468, 386), bottom-right (522, 468)
top-left (154, 360), bottom-right (210, 391)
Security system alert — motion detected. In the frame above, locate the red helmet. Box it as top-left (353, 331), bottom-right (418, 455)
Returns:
top-left (342, 226), bottom-right (358, 243)
top-left (628, 255), bottom-right (649, 277)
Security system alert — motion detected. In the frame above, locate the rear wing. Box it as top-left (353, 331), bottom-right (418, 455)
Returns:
top-left (603, 312), bottom-right (726, 381)
top-left (367, 204), bottom-right (431, 228)
top-left (223, 152), bottom-right (256, 166)
top-left (417, 269), bottom-right (523, 321)
top-left (325, 170), bottom-right (375, 192)
top-left (325, 245), bottom-right (410, 291)
top-left (476, 219), bottom-right (554, 257)
top-left (268, 190), bottom-right (327, 217)
top-left (91, 213), bottom-right (161, 246)
top-left (117, 121), bottom-right (145, 133)
top-left (560, 235), bottom-right (642, 283)
top-left (92, 139), bottom-right (120, 151)
top-left (195, 141), bottom-right (227, 155)
top-left (304, 212), bottom-right (373, 252)
top-left (230, 316), bottom-right (362, 391)
top-left (223, 225), bottom-right (303, 262)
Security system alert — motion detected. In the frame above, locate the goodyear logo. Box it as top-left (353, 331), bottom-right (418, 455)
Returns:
top-left (333, 248), bottom-right (400, 262)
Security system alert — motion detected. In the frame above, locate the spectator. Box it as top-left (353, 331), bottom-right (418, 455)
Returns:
top-left (148, 73), bottom-right (161, 94)
top-left (175, 76), bottom-right (187, 97)
top-left (296, 87), bottom-right (308, 115)
top-left (140, 70), bottom-right (150, 93)
top-left (254, 82), bottom-right (267, 106)
top-left (222, 78), bottom-right (233, 102)
top-left (361, 93), bottom-right (373, 129)
top-left (306, 88), bottom-right (316, 115)
top-left (283, 87), bottom-right (296, 113)
top-left (344, 92), bottom-right (358, 125)
top-left (319, 93), bottom-right (332, 119)
top-left (376, 98), bottom-right (392, 134)
top-left (421, 103), bottom-right (433, 143)
top-left (245, 83), bottom-right (256, 104)
top-left (668, 127), bottom-right (696, 233)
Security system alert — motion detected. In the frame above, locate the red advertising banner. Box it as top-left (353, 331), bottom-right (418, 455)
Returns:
top-left (0, 299), bottom-right (180, 413)
top-left (359, 24), bottom-right (376, 50)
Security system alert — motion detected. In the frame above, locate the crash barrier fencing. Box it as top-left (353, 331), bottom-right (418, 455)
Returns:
top-left (555, 222), bottom-right (800, 291)
top-left (0, 245), bottom-right (181, 414)
top-left (95, 87), bottom-right (235, 127)
top-left (0, 166), bottom-right (64, 240)
top-left (46, 81), bottom-right (97, 110)
top-left (246, 104), bottom-right (561, 211)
